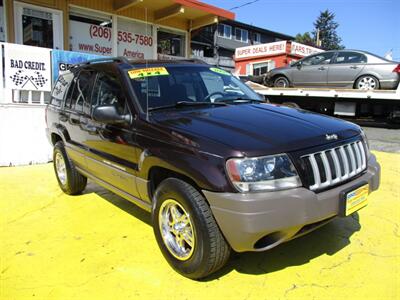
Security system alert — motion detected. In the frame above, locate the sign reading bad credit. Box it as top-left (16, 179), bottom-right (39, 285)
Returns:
top-left (4, 43), bottom-right (51, 91)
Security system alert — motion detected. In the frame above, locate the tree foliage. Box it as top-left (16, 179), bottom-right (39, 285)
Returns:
top-left (312, 10), bottom-right (344, 50)
top-left (294, 32), bottom-right (316, 47)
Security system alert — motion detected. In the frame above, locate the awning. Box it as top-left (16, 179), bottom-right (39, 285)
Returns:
top-left (113, 0), bottom-right (235, 30)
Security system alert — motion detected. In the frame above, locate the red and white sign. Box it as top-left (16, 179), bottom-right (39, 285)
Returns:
top-left (235, 41), bottom-right (287, 60)
top-left (290, 42), bottom-right (323, 57)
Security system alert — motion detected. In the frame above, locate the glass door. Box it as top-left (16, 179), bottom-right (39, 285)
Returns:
top-left (14, 1), bottom-right (63, 49)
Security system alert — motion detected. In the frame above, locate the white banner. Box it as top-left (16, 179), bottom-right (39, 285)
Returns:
top-left (235, 41), bottom-right (287, 60)
top-left (290, 42), bottom-right (323, 57)
top-left (4, 43), bottom-right (52, 91)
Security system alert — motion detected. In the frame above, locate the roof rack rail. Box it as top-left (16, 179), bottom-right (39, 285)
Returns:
top-left (71, 56), bottom-right (130, 68)
top-left (177, 58), bottom-right (208, 64)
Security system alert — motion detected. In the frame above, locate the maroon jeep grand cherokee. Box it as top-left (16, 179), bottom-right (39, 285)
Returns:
top-left (46, 58), bottom-right (380, 279)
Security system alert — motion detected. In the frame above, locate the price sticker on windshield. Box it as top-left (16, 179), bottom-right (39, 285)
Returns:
top-left (128, 67), bottom-right (169, 79)
top-left (210, 67), bottom-right (230, 76)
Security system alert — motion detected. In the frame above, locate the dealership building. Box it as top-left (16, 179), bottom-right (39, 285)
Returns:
top-left (234, 40), bottom-right (323, 76)
top-left (0, 0), bottom-right (234, 58)
top-left (0, 0), bottom-right (234, 166)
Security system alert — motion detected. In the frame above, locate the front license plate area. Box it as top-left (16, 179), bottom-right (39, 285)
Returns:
top-left (339, 182), bottom-right (369, 217)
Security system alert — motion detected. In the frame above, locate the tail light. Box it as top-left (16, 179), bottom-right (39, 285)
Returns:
top-left (393, 64), bottom-right (400, 73)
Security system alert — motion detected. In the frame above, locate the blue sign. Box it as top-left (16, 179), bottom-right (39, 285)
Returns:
top-left (51, 50), bottom-right (102, 83)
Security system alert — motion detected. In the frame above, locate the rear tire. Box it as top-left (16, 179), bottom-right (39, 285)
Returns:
top-left (53, 141), bottom-right (87, 195)
top-left (274, 76), bottom-right (290, 88)
top-left (355, 75), bottom-right (380, 90)
top-left (152, 178), bottom-right (231, 280)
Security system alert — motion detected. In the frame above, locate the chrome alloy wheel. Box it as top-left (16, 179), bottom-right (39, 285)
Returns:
top-left (275, 78), bottom-right (288, 87)
top-left (159, 199), bottom-right (195, 261)
top-left (357, 76), bottom-right (378, 90)
top-left (55, 152), bottom-right (67, 185)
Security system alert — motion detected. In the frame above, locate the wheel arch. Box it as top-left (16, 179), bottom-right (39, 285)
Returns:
top-left (147, 166), bottom-right (203, 203)
top-left (51, 132), bottom-right (63, 146)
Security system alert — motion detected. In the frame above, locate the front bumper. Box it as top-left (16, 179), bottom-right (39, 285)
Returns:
top-left (203, 154), bottom-right (380, 252)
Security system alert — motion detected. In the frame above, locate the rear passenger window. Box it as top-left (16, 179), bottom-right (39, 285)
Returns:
top-left (69, 70), bottom-right (94, 113)
top-left (335, 52), bottom-right (367, 64)
top-left (51, 72), bottom-right (74, 107)
top-left (92, 73), bottom-right (128, 115)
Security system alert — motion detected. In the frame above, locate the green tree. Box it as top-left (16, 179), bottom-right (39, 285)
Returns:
top-left (294, 32), bottom-right (316, 47)
top-left (312, 10), bottom-right (344, 50)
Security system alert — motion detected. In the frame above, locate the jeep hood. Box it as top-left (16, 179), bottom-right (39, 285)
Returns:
top-left (151, 103), bottom-right (361, 156)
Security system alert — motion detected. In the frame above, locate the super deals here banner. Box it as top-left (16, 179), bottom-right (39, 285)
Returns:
top-left (4, 43), bottom-right (52, 91)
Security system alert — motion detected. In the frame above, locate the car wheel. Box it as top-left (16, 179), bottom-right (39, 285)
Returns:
top-left (152, 178), bottom-right (231, 279)
top-left (53, 141), bottom-right (87, 195)
top-left (274, 76), bottom-right (290, 88)
top-left (355, 75), bottom-right (380, 90)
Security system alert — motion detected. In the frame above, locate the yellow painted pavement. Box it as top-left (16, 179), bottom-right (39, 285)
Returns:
top-left (0, 151), bottom-right (399, 300)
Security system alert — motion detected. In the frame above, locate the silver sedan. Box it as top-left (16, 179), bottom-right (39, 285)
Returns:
top-left (266, 50), bottom-right (400, 90)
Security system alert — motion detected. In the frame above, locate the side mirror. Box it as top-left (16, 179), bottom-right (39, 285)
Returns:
top-left (92, 105), bottom-right (131, 125)
top-left (296, 61), bottom-right (302, 69)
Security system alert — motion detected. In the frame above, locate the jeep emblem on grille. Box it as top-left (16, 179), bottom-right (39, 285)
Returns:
top-left (325, 133), bottom-right (338, 140)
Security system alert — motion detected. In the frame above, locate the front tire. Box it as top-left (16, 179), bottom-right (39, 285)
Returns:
top-left (152, 178), bottom-right (231, 279)
top-left (274, 76), bottom-right (290, 88)
top-left (53, 141), bottom-right (87, 195)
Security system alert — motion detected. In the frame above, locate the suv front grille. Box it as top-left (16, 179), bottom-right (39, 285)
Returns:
top-left (301, 141), bottom-right (367, 191)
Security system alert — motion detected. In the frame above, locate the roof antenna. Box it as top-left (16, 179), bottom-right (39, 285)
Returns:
top-left (145, 7), bottom-right (150, 121)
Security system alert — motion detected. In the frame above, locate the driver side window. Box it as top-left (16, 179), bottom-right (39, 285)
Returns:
top-left (92, 72), bottom-right (128, 115)
top-left (301, 52), bottom-right (335, 66)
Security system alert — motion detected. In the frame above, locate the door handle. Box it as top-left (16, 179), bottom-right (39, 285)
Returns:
top-left (350, 65), bottom-right (359, 69)
top-left (81, 121), bottom-right (99, 133)
top-left (318, 66), bottom-right (326, 71)
top-left (59, 112), bottom-right (68, 122)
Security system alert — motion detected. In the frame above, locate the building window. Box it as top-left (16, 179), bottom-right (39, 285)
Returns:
top-left (0, 0), bottom-right (6, 42)
top-left (22, 8), bottom-right (54, 48)
top-left (253, 32), bottom-right (261, 44)
top-left (252, 61), bottom-right (275, 76)
top-left (14, 2), bottom-right (63, 49)
top-left (235, 28), bottom-right (248, 43)
top-left (157, 28), bottom-right (185, 57)
top-left (218, 24), bottom-right (232, 39)
top-left (69, 8), bottom-right (113, 56)
top-left (117, 17), bottom-right (154, 59)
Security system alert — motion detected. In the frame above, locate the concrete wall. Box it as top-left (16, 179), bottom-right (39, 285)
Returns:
top-left (0, 105), bottom-right (52, 166)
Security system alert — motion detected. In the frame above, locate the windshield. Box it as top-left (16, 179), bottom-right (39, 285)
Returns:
top-left (128, 65), bottom-right (263, 111)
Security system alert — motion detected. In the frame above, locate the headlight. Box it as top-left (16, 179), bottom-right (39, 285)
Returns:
top-left (226, 154), bottom-right (301, 192)
top-left (360, 128), bottom-right (371, 158)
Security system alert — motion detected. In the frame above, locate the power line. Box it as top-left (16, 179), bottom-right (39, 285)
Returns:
top-left (230, 0), bottom-right (261, 10)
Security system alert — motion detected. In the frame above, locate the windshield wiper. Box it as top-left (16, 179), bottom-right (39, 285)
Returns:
top-left (215, 97), bottom-right (263, 104)
top-left (148, 101), bottom-right (228, 112)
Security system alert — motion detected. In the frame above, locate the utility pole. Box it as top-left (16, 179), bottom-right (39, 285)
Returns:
top-left (316, 29), bottom-right (322, 47)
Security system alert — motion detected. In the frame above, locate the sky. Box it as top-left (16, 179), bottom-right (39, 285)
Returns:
top-left (205, 0), bottom-right (400, 60)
